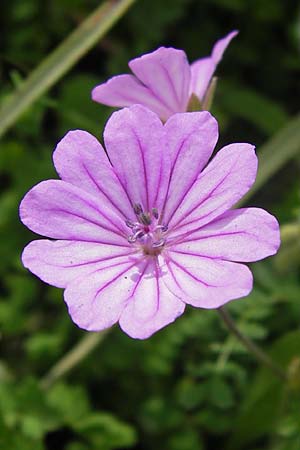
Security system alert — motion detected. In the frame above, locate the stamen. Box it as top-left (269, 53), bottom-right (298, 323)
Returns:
top-left (128, 230), bottom-right (145, 243)
top-left (140, 212), bottom-right (151, 226)
top-left (152, 208), bottom-right (159, 219)
top-left (125, 219), bottom-right (136, 229)
top-left (152, 238), bottom-right (165, 248)
top-left (156, 224), bottom-right (168, 232)
top-left (133, 203), bottom-right (143, 215)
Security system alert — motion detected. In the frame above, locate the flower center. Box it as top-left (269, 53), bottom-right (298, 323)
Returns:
top-left (126, 203), bottom-right (168, 256)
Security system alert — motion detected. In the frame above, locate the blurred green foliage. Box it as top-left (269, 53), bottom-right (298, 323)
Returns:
top-left (0, 0), bottom-right (300, 449)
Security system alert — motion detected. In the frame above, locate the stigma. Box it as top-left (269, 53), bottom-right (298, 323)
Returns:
top-left (126, 204), bottom-right (168, 256)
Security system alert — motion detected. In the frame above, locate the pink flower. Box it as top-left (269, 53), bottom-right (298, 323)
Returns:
top-left (20, 105), bottom-right (280, 339)
top-left (92, 31), bottom-right (238, 121)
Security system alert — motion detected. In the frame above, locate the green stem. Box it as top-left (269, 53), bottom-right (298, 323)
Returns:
top-left (0, 0), bottom-right (136, 138)
top-left (40, 330), bottom-right (109, 390)
top-left (218, 307), bottom-right (287, 381)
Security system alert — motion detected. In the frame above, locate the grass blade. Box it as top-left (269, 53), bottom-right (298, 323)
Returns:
top-left (0, 0), bottom-right (136, 138)
top-left (242, 113), bottom-right (300, 202)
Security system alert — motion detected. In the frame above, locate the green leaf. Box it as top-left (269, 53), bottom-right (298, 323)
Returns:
top-left (75, 412), bottom-right (137, 450)
top-left (0, 414), bottom-right (44, 450)
top-left (208, 377), bottom-right (234, 409)
top-left (46, 382), bottom-right (90, 425)
top-left (0, 275), bottom-right (38, 335)
top-left (0, 377), bottom-right (59, 441)
top-left (141, 397), bottom-right (183, 433)
top-left (25, 332), bottom-right (65, 361)
top-left (176, 378), bottom-right (206, 410)
top-left (66, 443), bottom-right (89, 450)
top-left (168, 428), bottom-right (204, 450)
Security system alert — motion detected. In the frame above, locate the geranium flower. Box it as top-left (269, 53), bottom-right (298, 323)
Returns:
top-left (20, 105), bottom-right (280, 339)
top-left (92, 31), bottom-right (238, 121)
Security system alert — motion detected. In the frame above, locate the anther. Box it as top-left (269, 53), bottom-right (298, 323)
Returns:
top-left (152, 208), bottom-right (159, 219)
top-left (140, 212), bottom-right (151, 226)
top-left (133, 203), bottom-right (143, 215)
top-left (126, 205), bottom-right (167, 252)
top-left (156, 224), bottom-right (168, 232)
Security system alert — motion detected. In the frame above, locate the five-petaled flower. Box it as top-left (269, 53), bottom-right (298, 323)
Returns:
top-left (20, 105), bottom-right (280, 339)
top-left (92, 31), bottom-right (238, 121)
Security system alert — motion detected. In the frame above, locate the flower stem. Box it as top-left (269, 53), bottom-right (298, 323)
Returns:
top-left (40, 330), bottom-right (109, 390)
top-left (218, 307), bottom-right (287, 381)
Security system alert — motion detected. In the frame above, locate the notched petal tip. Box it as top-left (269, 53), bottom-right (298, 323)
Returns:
top-left (168, 110), bottom-right (220, 140)
top-left (63, 260), bottom-right (141, 333)
top-left (166, 108), bottom-right (212, 122)
top-left (91, 83), bottom-right (104, 102)
top-left (53, 128), bottom-right (101, 154)
top-left (106, 103), bottom-right (164, 125)
top-left (57, 128), bottom-right (95, 143)
top-left (118, 261), bottom-right (186, 339)
top-left (263, 212), bottom-right (281, 257)
top-left (19, 180), bottom-right (50, 229)
top-left (21, 241), bottom-right (38, 273)
top-left (91, 75), bottom-right (122, 103)
top-left (128, 46), bottom-right (188, 68)
top-left (67, 304), bottom-right (115, 333)
top-left (21, 240), bottom-right (64, 288)
top-left (119, 305), bottom-right (185, 340)
top-left (164, 255), bottom-right (254, 310)
top-left (221, 142), bottom-right (257, 161)
top-left (53, 129), bottom-right (100, 164)
top-left (119, 301), bottom-right (185, 340)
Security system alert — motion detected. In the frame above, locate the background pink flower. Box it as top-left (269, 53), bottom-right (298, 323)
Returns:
top-left (20, 105), bottom-right (280, 339)
top-left (92, 31), bottom-right (238, 121)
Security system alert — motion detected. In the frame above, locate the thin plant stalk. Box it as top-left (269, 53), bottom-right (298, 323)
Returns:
top-left (0, 0), bottom-right (136, 139)
top-left (40, 330), bottom-right (109, 390)
top-left (240, 112), bottom-right (300, 203)
top-left (218, 306), bottom-right (287, 381)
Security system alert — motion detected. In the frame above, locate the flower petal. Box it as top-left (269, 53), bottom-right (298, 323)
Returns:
top-left (129, 47), bottom-right (191, 120)
top-left (92, 74), bottom-right (172, 121)
top-left (168, 143), bottom-right (258, 238)
top-left (190, 30), bottom-right (238, 100)
top-left (19, 180), bottom-right (128, 244)
top-left (163, 111), bottom-right (218, 224)
top-left (53, 130), bottom-right (135, 221)
top-left (64, 256), bottom-right (146, 331)
top-left (173, 208), bottom-right (280, 262)
top-left (119, 259), bottom-right (185, 339)
top-left (22, 239), bottom-right (137, 288)
top-left (163, 251), bottom-right (253, 309)
top-left (104, 105), bottom-right (170, 213)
